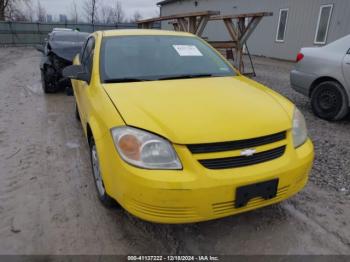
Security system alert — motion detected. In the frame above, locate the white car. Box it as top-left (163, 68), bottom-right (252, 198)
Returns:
top-left (290, 35), bottom-right (350, 121)
top-left (52, 28), bottom-right (74, 32)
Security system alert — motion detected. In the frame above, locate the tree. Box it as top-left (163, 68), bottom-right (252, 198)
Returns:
top-left (0, 0), bottom-right (34, 21)
top-left (22, 0), bottom-right (34, 21)
top-left (83, 0), bottom-right (98, 24)
top-left (36, 0), bottom-right (46, 22)
top-left (130, 11), bottom-right (142, 22)
top-left (0, 0), bottom-right (10, 20)
top-left (110, 0), bottom-right (124, 23)
top-left (98, 4), bottom-right (112, 24)
top-left (98, 0), bottom-right (124, 24)
top-left (69, 0), bottom-right (79, 23)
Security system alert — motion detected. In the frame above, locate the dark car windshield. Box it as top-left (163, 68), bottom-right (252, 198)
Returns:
top-left (100, 35), bottom-right (236, 83)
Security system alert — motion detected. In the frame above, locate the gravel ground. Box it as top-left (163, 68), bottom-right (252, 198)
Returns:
top-left (0, 47), bottom-right (349, 255)
top-left (251, 57), bottom-right (350, 193)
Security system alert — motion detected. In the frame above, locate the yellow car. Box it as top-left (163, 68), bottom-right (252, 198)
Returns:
top-left (63, 29), bottom-right (314, 224)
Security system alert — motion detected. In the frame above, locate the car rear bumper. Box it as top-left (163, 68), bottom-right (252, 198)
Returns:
top-left (290, 69), bottom-right (318, 97)
top-left (99, 135), bottom-right (314, 224)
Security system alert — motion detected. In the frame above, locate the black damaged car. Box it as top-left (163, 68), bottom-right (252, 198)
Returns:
top-left (37, 30), bottom-right (89, 94)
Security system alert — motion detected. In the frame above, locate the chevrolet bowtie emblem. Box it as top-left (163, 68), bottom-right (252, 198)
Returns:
top-left (240, 149), bottom-right (257, 157)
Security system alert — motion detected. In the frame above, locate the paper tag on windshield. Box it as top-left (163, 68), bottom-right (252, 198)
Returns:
top-left (173, 45), bottom-right (203, 56)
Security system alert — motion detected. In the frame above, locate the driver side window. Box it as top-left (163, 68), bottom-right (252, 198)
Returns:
top-left (80, 37), bottom-right (95, 83)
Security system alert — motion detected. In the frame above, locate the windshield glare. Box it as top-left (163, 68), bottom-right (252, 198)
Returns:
top-left (100, 35), bottom-right (236, 82)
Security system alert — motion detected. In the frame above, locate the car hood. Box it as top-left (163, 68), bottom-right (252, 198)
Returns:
top-left (103, 76), bottom-right (293, 144)
top-left (48, 41), bottom-right (84, 62)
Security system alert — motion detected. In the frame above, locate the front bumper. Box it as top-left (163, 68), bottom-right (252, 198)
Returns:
top-left (97, 134), bottom-right (314, 224)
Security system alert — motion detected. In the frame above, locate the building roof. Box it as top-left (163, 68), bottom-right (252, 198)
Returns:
top-left (157, 0), bottom-right (183, 6)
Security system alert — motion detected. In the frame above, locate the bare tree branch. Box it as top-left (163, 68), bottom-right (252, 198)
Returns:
top-left (111, 0), bottom-right (124, 23)
top-left (4, 0), bottom-right (10, 8)
top-left (36, 0), bottom-right (46, 22)
top-left (83, 0), bottom-right (98, 24)
top-left (98, 0), bottom-right (125, 24)
top-left (98, 4), bottom-right (112, 24)
top-left (129, 11), bottom-right (142, 23)
top-left (69, 0), bottom-right (79, 23)
top-left (2, 0), bottom-right (35, 21)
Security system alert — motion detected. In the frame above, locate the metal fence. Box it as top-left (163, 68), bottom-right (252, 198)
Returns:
top-left (0, 21), bottom-right (160, 45)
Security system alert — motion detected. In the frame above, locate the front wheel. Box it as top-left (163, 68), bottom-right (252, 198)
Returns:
top-left (41, 67), bottom-right (60, 93)
top-left (311, 81), bottom-right (349, 121)
top-left (75, 102), bottom-right (80, 121)
top-left (89, 137), bottom-right (116, 208)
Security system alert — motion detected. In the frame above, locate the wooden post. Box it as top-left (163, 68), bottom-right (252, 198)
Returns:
top-left (136, 10), bottom-right (220, 35)
top-left (239, 16), bottom-right (262, 46)
top-left (188, 17), bottom-right (197, 33)
top-left (172, 22), bottom-right (180, 31)
top-left (223, 18), bottom-right (238, 41)
top-left (195, 16), bottom-right (209, 37)
top-left (177, 18), bottom-right (188, 32)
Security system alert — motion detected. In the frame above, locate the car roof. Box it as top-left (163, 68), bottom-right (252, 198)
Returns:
top-left (101, 29), bottom-right (194, 38)
top-left (51, 31), bottom-right (89, 37)
top-left (53, 28), bottom-right (74, 31)
top-left (324, 34), bottom-right (350, 51)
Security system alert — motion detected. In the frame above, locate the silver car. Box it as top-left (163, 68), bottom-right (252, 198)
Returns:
top-left (290, 35), bottom-right (350, 121)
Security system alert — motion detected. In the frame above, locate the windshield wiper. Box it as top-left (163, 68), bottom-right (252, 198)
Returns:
top-left (157, 74), bottom-right (215, 81)
top-left (104, 78), bottom-right (151, 83)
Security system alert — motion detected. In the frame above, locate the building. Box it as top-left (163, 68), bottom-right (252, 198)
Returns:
top-left (59, 14), bottom-right (68, 23)
top-left (46, 14), bottom-right (53, 23)
top-left (157, 0), bottom-right (350, 60)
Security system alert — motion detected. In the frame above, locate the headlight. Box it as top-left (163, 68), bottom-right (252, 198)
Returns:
top-left (111, 126), bottom-right (182, 170)
top-left (292, 108), bottom-right (308, 148)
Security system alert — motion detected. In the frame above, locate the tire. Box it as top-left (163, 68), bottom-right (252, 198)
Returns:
top-left (41, 67), bottom-right (60, 93)
top-left (89, 137), bottom-right (115, 208)
top-left (66, 86), bottom-right (74, 96)
top-left (311, 81), bottom-right (349, 121)
top-left (75, 102), bottom-right (81, 121)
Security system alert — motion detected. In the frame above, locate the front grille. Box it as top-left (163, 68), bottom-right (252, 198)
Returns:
top-left (212, 186), bottom-right (290, 215)
top-left (187, 131), bottom-right (286, 154)
top-left (198, 146), bottom-right (286, 169)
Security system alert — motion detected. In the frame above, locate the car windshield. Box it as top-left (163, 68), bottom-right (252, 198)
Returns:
top-left (100, 35), bottom-right (236, 83)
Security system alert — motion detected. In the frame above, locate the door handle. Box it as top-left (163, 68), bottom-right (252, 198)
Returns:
top-left (346, 62), bottom-right (350, 65)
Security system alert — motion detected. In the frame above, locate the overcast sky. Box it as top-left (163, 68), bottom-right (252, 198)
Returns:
top-left (39, 0), bottom-right (160, 20)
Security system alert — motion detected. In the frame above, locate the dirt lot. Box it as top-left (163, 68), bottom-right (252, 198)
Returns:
top-left (0, 47), bottom-right (349, 255)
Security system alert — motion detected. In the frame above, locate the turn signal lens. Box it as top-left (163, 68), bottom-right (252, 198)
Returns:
top-left (118, 134), bottom-right (141, 161)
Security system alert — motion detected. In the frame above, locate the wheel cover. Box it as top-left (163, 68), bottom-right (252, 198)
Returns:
top-left (91, 145), bottom-right (106, 196)
top-left (317, 87), bottom-right (341, 113)
top-left (44, 68), bottom-right (57, 91)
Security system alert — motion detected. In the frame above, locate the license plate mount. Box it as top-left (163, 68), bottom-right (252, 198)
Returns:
top-left (235, 179), bottom-right (279, 208)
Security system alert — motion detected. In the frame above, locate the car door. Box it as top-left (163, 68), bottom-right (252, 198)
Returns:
top-left (75, 36), bottom-right (95, 127)
top-left (343, 48), bottom-right (350, 88)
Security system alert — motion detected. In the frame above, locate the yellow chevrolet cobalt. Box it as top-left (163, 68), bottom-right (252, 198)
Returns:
top-left (63, 30), bottom-right (314, 224)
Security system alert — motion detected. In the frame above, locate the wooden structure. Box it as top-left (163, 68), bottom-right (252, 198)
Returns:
top-left (137, 11), bottom-right (219, 36)
top-left (137, 11), bottom-right (273, 75)
top-left (210, 12), bottom-right (273, 74)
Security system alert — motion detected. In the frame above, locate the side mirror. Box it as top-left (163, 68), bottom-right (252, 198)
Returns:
top-left (63, 65), bottom-right (89, 83)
